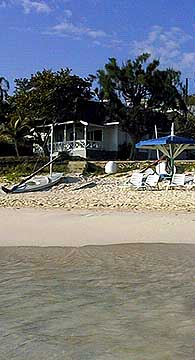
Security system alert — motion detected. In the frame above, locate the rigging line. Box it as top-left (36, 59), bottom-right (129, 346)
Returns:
top-left (32, 118), bottom-right (55, 173)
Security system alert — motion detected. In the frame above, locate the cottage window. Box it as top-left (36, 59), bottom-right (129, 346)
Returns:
top-left (87, 130), bottom-right (102, 141)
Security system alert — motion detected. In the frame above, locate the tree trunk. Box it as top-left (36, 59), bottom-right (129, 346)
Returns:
top-left (14, 139), bottom-right (20, 158)
top-left (42, 142), bottom-right (50, 156)
top-left (129, 135), bottom-right (139, 160)
top-left (129, 143), bottom-right (135, 160)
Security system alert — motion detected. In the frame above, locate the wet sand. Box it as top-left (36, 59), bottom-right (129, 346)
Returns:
top-left (0, 208), bottom-right (195, 246)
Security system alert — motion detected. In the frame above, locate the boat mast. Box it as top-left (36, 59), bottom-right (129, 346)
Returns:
top-left (49, 124), bottom-right (54, 176)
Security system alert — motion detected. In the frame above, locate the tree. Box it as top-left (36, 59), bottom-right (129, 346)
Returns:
top-left (97, 54), bottom-right (187, 158)
top-left (188, 94), bottom-right (195, 106)
top-left (0, 112), bottom-right (30, 158)
top-left (13, 68), bottom-right (94, 125)
top-left (11, 68), bottom-right (94, 154)
top-left (0, 77), bottom-right (10, 124)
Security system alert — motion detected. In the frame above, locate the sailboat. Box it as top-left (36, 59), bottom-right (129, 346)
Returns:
top-left (2, 124), bottom-right (63, 194)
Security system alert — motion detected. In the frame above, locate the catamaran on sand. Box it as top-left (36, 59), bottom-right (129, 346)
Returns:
top-left (2, 124), bottom-right (63, 194)
top-left (1, 156), bottom-right (63, 194)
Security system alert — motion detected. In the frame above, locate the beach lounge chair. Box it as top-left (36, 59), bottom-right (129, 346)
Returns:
top-left (168, 174), bottom-right (185, 189)
top-left (156, 161), bottom-right (176, 180)
top-left (143, 168), bottom-right (154, 177)
top-left (184, 174), bottom-right (195, 189)
top-left (191, 174), bottom-right (195, 186)
top-left (156, 161), bottom-right (168, 177)
top-left (128, 172), bottom-right (144, 188)
top-left (127, 173), bottom-right (159, 190)
top-left (143, 174), bottom-right (160, 190)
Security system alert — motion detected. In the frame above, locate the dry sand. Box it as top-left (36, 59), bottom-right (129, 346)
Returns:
top-left (0, 208), bottom-right (195, 246)
top-left (1, 173), bottom-right (195, 212)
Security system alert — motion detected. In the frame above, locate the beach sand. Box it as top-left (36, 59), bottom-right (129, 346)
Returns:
top-left (0, 208), bottom-right (195, 246)
top-left (1, 174), bottom-right (195, 246)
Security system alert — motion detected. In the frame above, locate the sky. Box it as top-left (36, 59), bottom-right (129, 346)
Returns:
top-left (1, 0), bottom-right (195, 93)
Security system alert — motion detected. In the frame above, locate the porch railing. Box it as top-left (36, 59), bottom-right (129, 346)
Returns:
top-left (48, 140), bottom-right (103, 152)
top-left (87, 140), bottom-right (103, 150)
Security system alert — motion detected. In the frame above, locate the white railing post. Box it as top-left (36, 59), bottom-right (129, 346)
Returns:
top-left (84, 125), bottom-right (87, 147)
top-left (64, 124), bottom-right (67, 151)
top-left (73, 123), bottom-right (76, 147)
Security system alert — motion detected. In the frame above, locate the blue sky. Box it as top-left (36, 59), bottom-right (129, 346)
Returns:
top-left (1, 0), bottom-right (195, 93)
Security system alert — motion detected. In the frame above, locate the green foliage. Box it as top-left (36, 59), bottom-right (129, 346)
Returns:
top-left (13, 68), bottom-right (94, 126)
top-left (188, 94), bottom-right (195, 105)
top-left (0, 114), bottom-right (30, 157)
top-left (175, 112), bottom-right (195, 139)
top-left (9, 68), bottom-right (95, 154)
top-left (96, 53), bottom-right (187, 158)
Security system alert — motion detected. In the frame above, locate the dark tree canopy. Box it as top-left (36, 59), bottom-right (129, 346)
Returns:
top-left (8, 68), bottom-right (95, 155)
top-left (13, 68), bottom-right (94, 127)
top-left (96, 53), bottom-right (187, 158)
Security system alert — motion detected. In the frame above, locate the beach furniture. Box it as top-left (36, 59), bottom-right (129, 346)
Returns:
top-left (168, 174), bottom-right (185, 189)
top-left (143, 174), bottom-right (160, 189)
top-left (128, 173), bottom-right (159, 190)
top-left (156, 161), bottom-right (168, 176)
top-left (191, 174), bottom-right (195, 187)
top-left (136, 123), bottom-right (195, 177)
top-left (156, 161), bottom-right (176, 180)
top-left (143, 168), bottom-right (154, 176)
top-left (184, 174), bottom-right (195, 189)
top-left (128, 172), bottom-right (144, 188)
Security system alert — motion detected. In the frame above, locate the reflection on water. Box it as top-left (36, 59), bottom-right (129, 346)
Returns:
top-left (0, 244), bottom-right (194, 360)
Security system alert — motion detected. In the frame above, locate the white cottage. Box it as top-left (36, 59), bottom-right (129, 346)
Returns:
top-left (33, 99), bottom-right (132, 159)
top-left (36, 120), bottom-right (131, 160)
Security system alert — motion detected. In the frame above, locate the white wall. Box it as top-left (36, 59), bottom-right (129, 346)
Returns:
top-left (103, 126), bottom-right (132, 151)
top-left (103, 126), bottom-right (118, 151)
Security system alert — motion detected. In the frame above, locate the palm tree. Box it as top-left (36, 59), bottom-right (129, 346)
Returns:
top-left (0, 114), bottom-right (30, 158)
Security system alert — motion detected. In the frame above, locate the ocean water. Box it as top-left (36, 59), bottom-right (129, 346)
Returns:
top-left (0, 244), bottom-right (194, 360)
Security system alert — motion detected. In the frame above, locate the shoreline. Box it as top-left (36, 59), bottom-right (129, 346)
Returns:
top-left (1, 207), bottom-right (195, 246)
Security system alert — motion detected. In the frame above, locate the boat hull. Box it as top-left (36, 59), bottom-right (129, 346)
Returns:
top-left (2, 173), bottom-right (63, 194)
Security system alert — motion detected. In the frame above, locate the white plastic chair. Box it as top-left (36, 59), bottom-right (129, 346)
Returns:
top-left (156, 161), bottom-right (168, 176)
top-left (128, 173), bottom-right (159, 190)
top-left (156, 161), bottom-right (176, 179)
top-left (169, 174), bottom-right (185, 189)
top-left (143, 168), bottom-right (154, 177)
top-left (143, 174), bottom-right (160, 189)
top-left (184, 174), bottom-right (195, 189)
top-left (191, 174), bottom-right (195, 186)
top-left (128, 172), bottom-right (144, 188)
